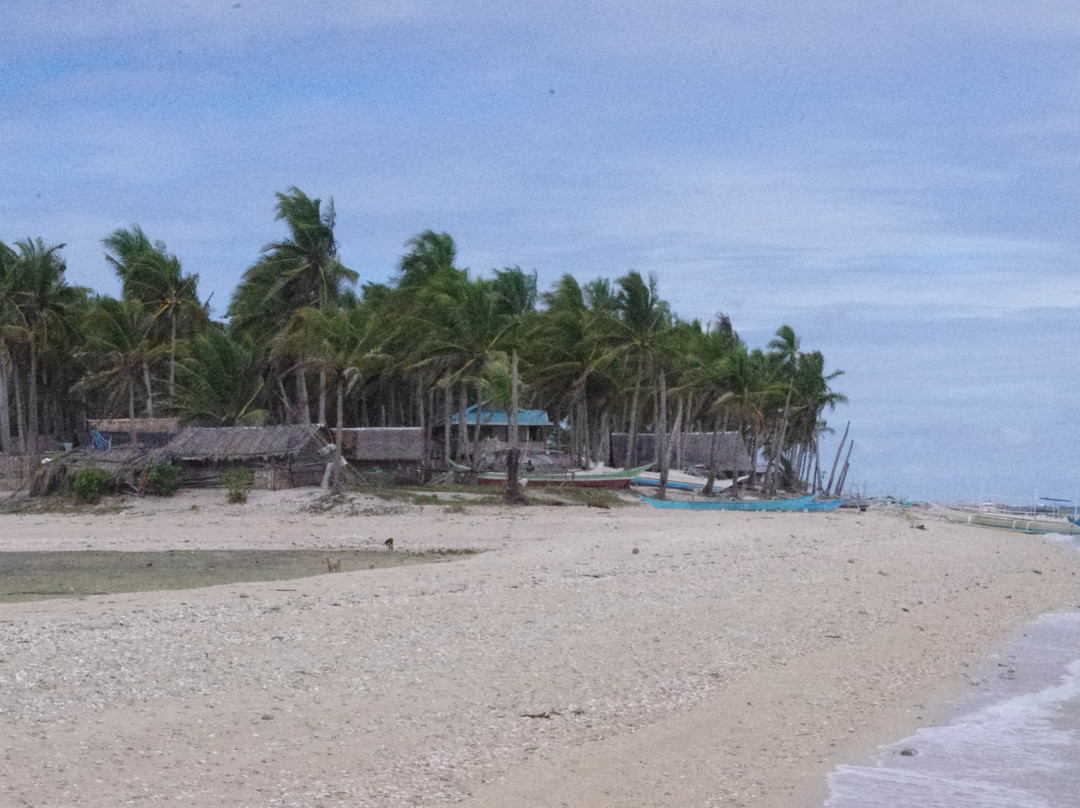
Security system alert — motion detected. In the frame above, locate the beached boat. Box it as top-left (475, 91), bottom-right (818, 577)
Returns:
top-left (631, 470), bottom-right (736, 492)
top-left (475, 463), bottom-right (653, 488)
top-left (638, 493), bottom-right (842, 511)
top-left (946, 510), bottom-right (1080, 535)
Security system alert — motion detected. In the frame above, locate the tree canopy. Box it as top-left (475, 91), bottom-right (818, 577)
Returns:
top-left (1, 187), bottom-right (846, 494)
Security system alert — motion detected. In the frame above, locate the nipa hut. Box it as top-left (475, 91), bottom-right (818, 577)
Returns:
top-left (159, 426), bottom-right (328, 490)
top-left (609, 432), bottom-right (754, 477)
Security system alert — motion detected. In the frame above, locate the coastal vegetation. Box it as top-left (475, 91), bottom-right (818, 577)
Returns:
top-left (0, 187), bottom-right (845, 492)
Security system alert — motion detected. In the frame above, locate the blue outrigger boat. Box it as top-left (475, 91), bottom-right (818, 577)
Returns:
top-left (638, 493), bottom-right (845, 512)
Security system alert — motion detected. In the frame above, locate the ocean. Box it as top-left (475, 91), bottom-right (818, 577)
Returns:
top-left (822, 540), bottom-right (1080, 808)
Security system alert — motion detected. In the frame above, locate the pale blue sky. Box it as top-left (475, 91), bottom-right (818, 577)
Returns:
top-left (4, 1), bottom-right (1079, 502)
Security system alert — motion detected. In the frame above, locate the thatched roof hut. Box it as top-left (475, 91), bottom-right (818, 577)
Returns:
top-left (159, 426), bottom-right (328, 489)
top-left (165, 426), bottom-right (323, 460)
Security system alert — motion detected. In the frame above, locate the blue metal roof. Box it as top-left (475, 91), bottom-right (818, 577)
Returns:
top-left (447, 405), bottom-right (553, 427)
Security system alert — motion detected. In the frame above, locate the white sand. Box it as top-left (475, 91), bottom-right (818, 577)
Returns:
top-left (1, 488), bottom-right (1078, 807)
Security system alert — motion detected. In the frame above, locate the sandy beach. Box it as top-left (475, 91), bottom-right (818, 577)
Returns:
top-left (1, 489), bottom-right (1078, 808)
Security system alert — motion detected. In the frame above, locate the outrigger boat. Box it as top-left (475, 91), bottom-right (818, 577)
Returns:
top-left (475, 463), bottom-right (653, 488)
top-left (631, 470), bottom-right (739, 492)
top-left (448, 459), bottom-right (653, 489)
top-left (946, 510), bottom-right (1080, 535)
top-left (638, 493), bottom-right (845, 511)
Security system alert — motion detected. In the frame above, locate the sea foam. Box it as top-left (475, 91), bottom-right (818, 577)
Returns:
top-left (823, 611), bottom-right (1080, 808)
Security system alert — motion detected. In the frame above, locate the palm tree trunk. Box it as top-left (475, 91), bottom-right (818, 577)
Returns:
top-left (295, 363), bottom-right (310, 425)
top-left (12, 359), bottom-right (26, 455)
top-left (599, 409), bottom-right (610, 466)
top-left (579, 398), bottom-right (590, 467)
top-left (318, 370), bottom-right (327, 426)
top-left (426, 382), bottom-right (435, 476)
top-left (142, 360), bottom-right (154, 418)
top-left (169, 307), bottom-right (177, 399)
top-left (506, 350), bottom-right (524, 503)
top-left (835, 440), bottom-right (854, 496)
top-left (0, 351), bottom-right (12, 454)
top-left (825, 421), bottom-right (849, 497)
top-left (765, 387), bottom-right (793, 493)
top-left (703, 419), bottom-right (721, 496)
top-left (276, 374), bottom-right (294, 423)
top-left (624, 355), bottom-right (644, 467)
top-left (443, 374), bottom-right (452, 466)
top-left (666, 397), bottom-right (684, 472)
top-left (27, 340), bottom-right (38, 454)
top-left (473, 376), bottom-right (483, 463)
top-left (457, 381), bottom-right (468, 460)
top-left (657, 369), bottom-right (668, 499)
top-left (332, 379), bottom-right (345, 494)
top-left (128, 377), bottom-right (137, 447)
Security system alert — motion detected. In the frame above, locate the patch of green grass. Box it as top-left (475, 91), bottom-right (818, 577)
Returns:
top-left (0, 548), bottom-right (477, 603)
top-left (527, 487), bottom-right (628, 509)
top-left (0, 495), bottom-right (130, 515)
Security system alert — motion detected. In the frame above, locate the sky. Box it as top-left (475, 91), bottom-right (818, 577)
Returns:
top-left (3, 1), bottom-right (1079, 503)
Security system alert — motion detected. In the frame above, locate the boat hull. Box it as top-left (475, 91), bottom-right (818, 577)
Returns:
top-left (476, 464), bottom-right (652, 489)
top-left (638, 493), bottom-right (837, 511)
top-left (948, 511), bottom-right (1080, 535)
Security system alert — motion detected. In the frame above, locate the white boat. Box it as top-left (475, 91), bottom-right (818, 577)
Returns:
top-left (632, 470), bottom-right (737, 492)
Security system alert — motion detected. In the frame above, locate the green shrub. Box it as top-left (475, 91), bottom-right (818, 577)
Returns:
top-left (223, 467), bottom-right (254, 504)
top-left (145, 462), bottom-right (183, 497)
top-left (73, 467), bottom-right (112, 503)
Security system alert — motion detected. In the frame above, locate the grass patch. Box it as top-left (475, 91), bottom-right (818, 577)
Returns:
top-left (0, 548), bottom-right (477, 604)
top-left (526, 487), bottom-right (628, 509)
top-left (0, 495), bottom-right (130, 516)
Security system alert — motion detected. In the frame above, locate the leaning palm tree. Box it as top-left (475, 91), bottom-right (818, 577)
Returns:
top-left (228, 188), bottom-right (359, 423)
top-left (104, 225), bottom-right (206, 400)
top-left (613, 270), bottom-right (670, 467)
top-left (397, 230), bottom-right (463, 291)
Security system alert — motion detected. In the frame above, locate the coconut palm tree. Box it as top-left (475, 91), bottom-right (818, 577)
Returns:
top-left (613, 271), bottom-right (670, 467)
top-left (397, 230), bottom-right (464, 290)
top-left (173, 325), bottom-right (269, 426)
top-left (0, 241), bottom-right (18, 453)
top-left (228, 188), bottom-right (359, 423)
top-left (291, 302), bottom-right (384, 492)
top-left (104, 226), bottom-right (206, 400)
top-left (79, 297), bottom-right (168, 445)
top-left (5, 239), bottom-right (79, 453)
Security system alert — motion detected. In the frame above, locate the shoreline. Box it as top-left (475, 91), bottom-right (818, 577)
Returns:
top-left (1, 488), bottom-right (1078, 807)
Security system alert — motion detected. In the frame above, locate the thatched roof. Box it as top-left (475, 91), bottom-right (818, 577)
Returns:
top-left (162, 426), bottom-right (327, 462)
top-left (88, 418), bottom-right (182, 434)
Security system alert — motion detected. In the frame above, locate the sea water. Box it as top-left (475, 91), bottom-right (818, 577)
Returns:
top-left (822, 541), bottom-right (1080, 808)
